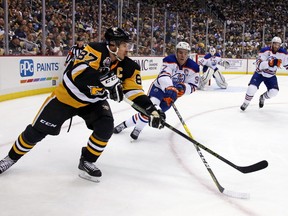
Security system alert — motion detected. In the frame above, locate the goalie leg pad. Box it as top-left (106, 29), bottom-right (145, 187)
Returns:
top-left (213, 70), bottom-right (228, 89)
top-left (201, 69), bottom-right (214, 87)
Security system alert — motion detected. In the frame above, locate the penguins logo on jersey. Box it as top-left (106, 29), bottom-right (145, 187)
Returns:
top-left (102, 104), bottom-right (110, 110)
top-left (88, 86), bottom-right (106, 96)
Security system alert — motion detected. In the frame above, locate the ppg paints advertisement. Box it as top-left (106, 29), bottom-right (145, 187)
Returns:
top-left (0, 57), bottom-right (64, 97)
top-left (0, 56), bottom-right (287, 101)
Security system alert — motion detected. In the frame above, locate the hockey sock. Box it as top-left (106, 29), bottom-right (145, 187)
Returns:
top-left (84, 133), bottom-right (108, 162)
top-left (8, 133), bottom-right (37, 161)
top-left (125, 113), bottom-right (148, 130)
top-left (244, 84), bottom-right (258, 104)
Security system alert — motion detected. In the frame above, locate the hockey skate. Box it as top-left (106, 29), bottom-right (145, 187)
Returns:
top-left (113, 122), bottom-right (127, 134)
top-left (240, 103), bottom-right (249, 111)
top-left (130, 127), bottom-right (142, 141)
top-left (78, 154), bottom-right (102, 183)
top-left (0, 156), bottom-right (16, 174)
top-left (259, 94), bottom-right (265, 108)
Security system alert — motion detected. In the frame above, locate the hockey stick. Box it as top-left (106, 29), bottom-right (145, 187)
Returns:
top-left (171, 103), bottom-right (249, 198)
top-left (124, 98), bottom-right (268, 174)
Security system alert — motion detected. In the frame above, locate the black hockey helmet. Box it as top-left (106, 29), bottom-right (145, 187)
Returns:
top-left (105, 27), bottom-right (130, 46)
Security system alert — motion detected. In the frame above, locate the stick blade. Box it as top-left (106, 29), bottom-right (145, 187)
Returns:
top-left (223, 189), bottom-right (250, 199)
top-left (239, 160), bottom-right (268, 173)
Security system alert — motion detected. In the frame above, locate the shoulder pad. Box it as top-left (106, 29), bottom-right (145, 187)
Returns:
top-left (185, 59), bottom-right (200, 72)
top-left (278, 47), bottom-right (288, 54)
top-left (122, 57), bottom-right (140, 70)
top-left (259, 46), bottom-right (271, 53)
top-left (163, 54), bottom-right (177, 63)
top-left (204, 53), bottom-right (212, 59)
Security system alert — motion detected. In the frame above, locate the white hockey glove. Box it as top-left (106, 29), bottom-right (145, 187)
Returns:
top-left (99, 67), bottom-right (124, 102)
top-left (146, 105), bottom-right (166, 129)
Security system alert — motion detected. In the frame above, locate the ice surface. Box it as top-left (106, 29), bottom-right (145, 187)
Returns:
top-left (1, 75), bottom-right (287, 216)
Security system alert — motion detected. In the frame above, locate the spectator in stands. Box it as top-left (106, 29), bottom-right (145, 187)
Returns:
top-left (21, 33), bottom-right (39, 55)
top-left (53, 39), bottom-right (64, 56)
top-left (2, 0), bottom-right (288, 58)
top-left (0, 31), bottom-right (4, 55)
top-left (45, 38), bottom-right (54, 56)
top-left (9, 35), bottom-right (23, 55)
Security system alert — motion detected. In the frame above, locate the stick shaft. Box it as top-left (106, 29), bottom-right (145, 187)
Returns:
top-left (124, 97), bottom-right (267, 173)
top-left (172, 103), bottom-right (224, 192)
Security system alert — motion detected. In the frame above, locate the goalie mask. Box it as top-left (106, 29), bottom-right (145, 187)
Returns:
top-left (105, 27), bottom-right (131, 61)
top-left (209, 47), bottom-right (216, 55)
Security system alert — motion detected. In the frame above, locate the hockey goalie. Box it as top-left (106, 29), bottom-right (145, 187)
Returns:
top-left (198, 47), bottom-right (229, 90)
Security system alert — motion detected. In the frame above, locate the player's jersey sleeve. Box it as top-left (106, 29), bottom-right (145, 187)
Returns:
top-left (180, 59), bottom-right (200, 94)
top-left (282, 53), bottom-right (288, 70)
top-left (54, 43), bottom-right (109, 108)
top-left (256, 47), bottom-right (287, 77)
top-left (257, 47), bottom-right (274, 69)
top-left (214, 53), bottom-right (222, 64)
top-left (198, 53), bottom-right (211, 66)
top-left (118, 57), bottom-right (155, 111)
top-left (155, 55), bottom-right (177, 91)
top-left (116, 57), bottom-right (145, 100)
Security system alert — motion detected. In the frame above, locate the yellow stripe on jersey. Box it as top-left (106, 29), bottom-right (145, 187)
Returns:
top-left (126, 91), bottom-right (145, 101)
top-left (122, 69), bottom-right (143, 91)
top-left (121, 68), bottom-right (146, 100)
top-left (32, 93), bottom-right (58, 125)
top-left (71, 64), bottom-right (88, 81)
top-left (73, 45), bottom-right (102, 70)
top-left (54, 83), bottom-right (89, 108)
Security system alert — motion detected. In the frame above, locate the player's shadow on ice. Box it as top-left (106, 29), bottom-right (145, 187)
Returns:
top-left (201, 85), bottom-right (247, 92)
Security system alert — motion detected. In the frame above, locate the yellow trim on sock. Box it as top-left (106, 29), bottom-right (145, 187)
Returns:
top-left (19, 134), bottom-right (34, 149)
top-left (12, 144), bottom-right (25, 155)
top-left (90, 135), bottom-right (107, 147)
top-left (87, 146), bottom-right (101, 156)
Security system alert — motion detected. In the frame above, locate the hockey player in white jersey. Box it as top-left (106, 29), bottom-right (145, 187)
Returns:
top-left (198, 47), bottom-right (228, 89)
top-left (114, 42), bottom-right (200, 140)
top-left (240, 36), bottom-right (288, 111)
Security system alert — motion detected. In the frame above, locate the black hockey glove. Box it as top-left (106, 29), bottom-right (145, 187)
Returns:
top-left (99, 67), bottom-right (124, 102)
top-left (108, 82), bottom-right (124, 102)
top-left (146, 105), bottom-right (166, 129)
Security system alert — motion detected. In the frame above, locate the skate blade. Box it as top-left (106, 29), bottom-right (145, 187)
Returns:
top-left (130, 138), bottom-right (137, 143)
top-left (78, 170), bottom-right (100, 183)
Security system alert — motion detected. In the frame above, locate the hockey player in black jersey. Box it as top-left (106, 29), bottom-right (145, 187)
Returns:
top-left (0, 27), bottom-right (165, 182)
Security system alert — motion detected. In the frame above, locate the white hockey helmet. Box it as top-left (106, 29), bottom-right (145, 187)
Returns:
top-left (209, 47), bottom-right (216, 55)
top-left (176, 42), bottom-right (191, 51)
top-left (271, 36), bottom-right (282, 44)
